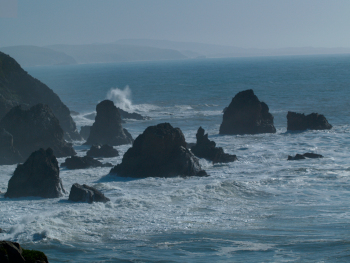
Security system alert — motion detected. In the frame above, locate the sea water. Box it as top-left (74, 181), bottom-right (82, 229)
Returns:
top-left (1, 55), bottom-right (350, 262)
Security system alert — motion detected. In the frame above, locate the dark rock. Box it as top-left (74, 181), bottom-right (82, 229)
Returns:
top-left (61, 155), bottom-right (113, 169)
top-left (287, 111), bottom-right (332, 131)
top-left (288, 152), bottom-right (323, 160)
top-left (0, 104), bottom-right (76, 159)
top-left (191, 127), bottom-right (237, 164)
top-left (0, 128), bottom-right (23, 165)
top-left (110, 123), bottom-right (207, 178)
top-left (0, 240), bottom-right (49, 263)
top-left (79, 125), bottom-right (91, 140)
top-left (0, 51), bottom-right (81, 140)
top-left (117, 107), bottom-right (150, 120)
top-left (68, 183), bottom-right (110, 203)
top-left (86, 144), bottom-right (119, 158)
top-left (85, 100), bottom-right (133, 146)
top-left (219, 89), bottom-right (276, 135)
top-left (5, 148), bottom-right (65, 198)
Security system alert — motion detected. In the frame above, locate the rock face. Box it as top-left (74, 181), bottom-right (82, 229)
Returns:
top-left (288, 152), bottom-right (323, 160)
top-left (191, 127), bottom-right (237, 164)
top-left (85, 100), bottom-right (133, 146)
top-left (219, 89), bottom-right (276, 135)
top-left (110, 123), bottom-right (207, 178)
top-left (0, 51), bottom-right (81, 140)
top-left (86, 144), bottom-right (119, 158)
top-left (0, 128), bottom-right (23, 165)
top-left (79, 125), bottom-right (91, 140)
top-left (5, 148), bottom-right (65, 198)
top-left (0, 240), bottom-right (48, 263)
top-left (0, 104), bottom-right (76, 159)
top-left (287, 111), bottom-right (332, 131)
top-left (61, 155), bottom-right (113, 169)
top-left (117, 107), bottom-right (150, 120)
top-left (68, 183), bottom-right (110, 203)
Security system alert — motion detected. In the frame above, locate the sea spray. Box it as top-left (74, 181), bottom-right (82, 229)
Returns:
top-left (106, 86), bottom-right (133, 111)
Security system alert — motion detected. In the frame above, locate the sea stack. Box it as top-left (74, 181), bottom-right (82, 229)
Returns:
top-left (287, 111), bottom-right (332, 131)
top-left (219, 89), bottom-right (276, 135)
top-left (110, 123), bottom-right (207, 178)
top-left (68, 183), bottom-right (110, 203)
top-left (85, 100), bottom-right (133, 146)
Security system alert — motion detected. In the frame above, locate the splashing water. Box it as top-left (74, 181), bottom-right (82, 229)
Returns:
top-left (106, 86), bottom-right (133, 111)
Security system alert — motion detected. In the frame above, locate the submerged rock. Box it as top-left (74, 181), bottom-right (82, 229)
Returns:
top-left (110, 123), bottom-right (207, 178)
top-left (288, 152), bottom-right (323, 160)
top-left (117, 107), bottom-right (150, 120)
top-left (61, 155), bottom-right (113, 169)
top-left (0, 240), bottom-right (49, 263)
top-left (191, 127), bottom-right (237, 163)
top-left (79, 125), bottom-right (91, 140)
top-left (219, 89), bottom-right (276, 135)
top-left (5, 148), bottom-right (65, 198)
top-left (287, 111), bottom-right (332, 131)
top-left (0, 128), bottom-right (23, 165)
top-left (86, 144), bottom-right (119, 158)
top-left (85, 100), bottom-right (133, 146)
top-left (69, 183), bottom-right (110, 203)
top-left (0, 104), bottom-right (76, 159)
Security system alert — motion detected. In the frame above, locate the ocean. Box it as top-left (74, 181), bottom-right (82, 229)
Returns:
top-left (1, 55), bottom-right (350, 262)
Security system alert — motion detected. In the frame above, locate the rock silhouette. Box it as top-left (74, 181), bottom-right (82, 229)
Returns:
top-left (86, 144), bottom-right (119, 158)
top-left (69, 183), bottom-right (110, 203)
top-left (288, 152), bottom-right (323, 160)
top-left (0, 240), bottom-right (48, 263)
top-left (61, 156), bottom-right (113, 170)
top-left (287, 111), bottom-right (332, 131)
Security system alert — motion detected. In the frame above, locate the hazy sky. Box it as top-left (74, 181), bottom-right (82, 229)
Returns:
top-left (1, 0), bottom-right (350, 48)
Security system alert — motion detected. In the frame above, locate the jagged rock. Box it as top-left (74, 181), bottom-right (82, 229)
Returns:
top-left (0, 240), bottom-right (48, 263)
top-left (79, 125), bottom-right (91, 140)
top-left (0, 51), bottom-right (81, 140)
top-left (288, 152), bottom-right (323, 160)
top-left (219, 89), bottom-right (276, 135)
top-left (69, 183), bottom-right (110, 203)
top-left (0, 128), bottom-right (23, 165)
top-left (5, 148), bottom-right (65, 198)
top-left (86, 144), bottom-right (119, 158)
top-left (110, 123), bottom-right (207, 178)
top-left (117, 107), bottom-right (150, 120)
top-left (85, 100), bottom-right (133, 146)
top-left (0, 104), bottom-right (76, 159)
top-left (61, 155), bottom-right (113, 169)
top-left (287, 111), bottom-right (332, 131)
top-left (191, 127), bottom-right (237, 164)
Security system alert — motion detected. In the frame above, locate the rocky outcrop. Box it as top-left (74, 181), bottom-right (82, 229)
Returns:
top-left (0, 128), bottom-right (23, 165)
top-left (85, 100), bottom-right (133, 146)
top-left (110, 123), bottom-right (207, 178)
top-left (0, 240), bottom-right (48, 263)
top-left (287, 111), bottom-right (332, 131)
top-left (0, 51), bottom-right (81, 140)
top-left (86, 144), bottom-right (119, 158)
top-left (5, 148), bottom-right (65, 198)
top-left (117, 107), bottom-right (150, 120)
top-left (219, 89), bottom-right (276, 135)
top-left (288, 152), bottom-right (323, 160)
top-left (0, 104), bottom-right (76, 159)
top-left (191, 127), bottom-right (237, 164)
top-left (68, 183), bottom-right (110, 203)
top-left (79, 125), bottom-right (91, 140)
top-left (61, 156), bottom-right (113, 169)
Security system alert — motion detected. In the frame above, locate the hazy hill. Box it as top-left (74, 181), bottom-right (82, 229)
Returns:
top-left (0, 45), bottom-right (77, 67)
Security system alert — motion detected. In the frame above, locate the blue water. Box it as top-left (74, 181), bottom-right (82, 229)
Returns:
top-left (1, 55), bottom-right (350, 262)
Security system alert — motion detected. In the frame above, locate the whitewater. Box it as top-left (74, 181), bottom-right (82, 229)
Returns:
top-left (1, 55), bottom-right (350, 262)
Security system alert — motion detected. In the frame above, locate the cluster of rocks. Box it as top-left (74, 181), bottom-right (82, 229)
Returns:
top-left (0, 240), bottom-right (48, 263)
top-left (61, 155), bottom-right (113, 169)
top-left (287, 111), bottom-right (332, 131)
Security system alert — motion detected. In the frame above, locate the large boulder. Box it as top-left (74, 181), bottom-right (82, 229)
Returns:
top-left (191, 127), bottom-right (237, 164)
top-left (0, 104), bottom-right (76, 159)
top-left (61, 155), bottom-right (113, 169)
top-left (0, 128), bottom-right (23, 165)
top-left (5, 148), bottom-right (65, 198)
top-left (68, 183), bottom-right (110, 203)
top-left (0, 240), bottom-right (48, 263)
top-left (287, 111), bottom-right (332, 131)
top-left (288, 152), bottom-right (323, 160)
top-left (85, 100), bottom-right (133, 146)
top-left (86, 144), bottom-right (119, 158)
top-left (0, 51), bottom-right (81, 140)
top-left (219, 89), bottom-right (276, 135)
top-left (110, 123), bottom-right (207, 178)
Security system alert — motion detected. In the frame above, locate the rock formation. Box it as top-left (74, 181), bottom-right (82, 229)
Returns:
top-left (5, 148), bottom-right (65, 198)
top-left (0, 51), bottom-right (81, 140)
top-left (0, 240), bottom-right (48, 263)
top-left (288, 152), bottom-right (323, 160)
top-left (191, 127), bottom-right (237, 164)
top-left (61, 156), bottom-right (113, 169)
top-left (0, 104), bottom-right (76, 159)
top-left (86, 144), bottom-right (119, 158)
top-left (287, 111), bottom-right (332, 131)
top-left (117, 107), bottom-right (150, 120)
top-left (219, 89), bottom-right (276, 135)
top-left (79, 125), bottom-right (91, 140)
top-left (85, 100), bottom-right (133, 146)
top-left (110, 123), bottom-right (207, 178)
top-left (0, 128), bottom-right (23, 165)
top-left (68, 183), bottom-right (110, 203)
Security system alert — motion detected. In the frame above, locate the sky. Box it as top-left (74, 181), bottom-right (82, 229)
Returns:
top-left (1, 0), bottom-right (350, 49)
